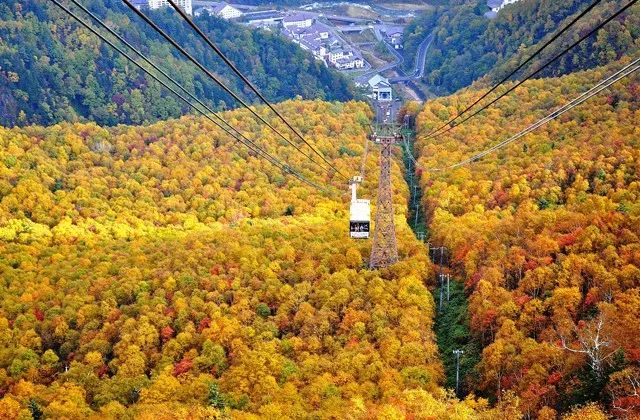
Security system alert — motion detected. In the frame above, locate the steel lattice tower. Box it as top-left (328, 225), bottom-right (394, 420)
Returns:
top-left (369, 127), bottom-right (402, 269)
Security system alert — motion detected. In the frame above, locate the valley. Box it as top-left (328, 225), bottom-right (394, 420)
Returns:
top-left (0, 0), bottom-right (639, 418)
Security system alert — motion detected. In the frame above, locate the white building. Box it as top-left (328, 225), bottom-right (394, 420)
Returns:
top-left (282, 12), bottom-right (315, 29)
top-left (368, 74), bottom-right (392, 101)
top-left (144, 0), bottom-right (193, 15)
top-left (326, 48), bottom-right (347, 64)
top-left (388, 31), bottom-right (403, 49)
top-left (334, 56), bottom-right (365, 70)
top-left (487, 0), bottom-right (521, 12)
top-left (298, 38), bottom-right (327, 61)
top-left (195, 2), bottom-right (242, 19)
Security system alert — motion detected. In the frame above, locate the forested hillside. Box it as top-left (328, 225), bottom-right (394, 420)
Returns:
top-left (405, 0), bottom-right (639, 95)
top-left (412, 59), bottom-right (640, 418)
top-left (0, 100), bottom-right (528, 418)
top-left (0, 0), bottom-right (354, 128)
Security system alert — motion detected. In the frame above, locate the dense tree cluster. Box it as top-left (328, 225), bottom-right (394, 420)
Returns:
top-left (0, 0), bottom-right (354, 127)
top-left (405, 0), bottom-right (639, 95)
top-left (0, 100), bottom-right (521, 418)
top-left (413, 60), bottom-right (640, 418)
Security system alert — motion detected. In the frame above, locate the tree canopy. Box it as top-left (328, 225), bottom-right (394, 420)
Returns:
top-left (0, 0), bottom-right (355, 127)
top-left (413, 58), bottom-right (640, 418)
top-left (405, 0), bottom-right (640, 95)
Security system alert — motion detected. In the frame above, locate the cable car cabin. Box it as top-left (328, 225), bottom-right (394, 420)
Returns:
top-left (350, 199), bottom-right (370, 239)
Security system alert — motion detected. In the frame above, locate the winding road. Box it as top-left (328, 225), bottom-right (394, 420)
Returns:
top-left (354, 31), bottom-right (433, 85)
top-left (389, 33), bottom-right (434, 82)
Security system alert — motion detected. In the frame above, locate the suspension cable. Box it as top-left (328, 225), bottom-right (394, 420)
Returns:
top-left (426, 0), bottom-right (638, 141)
top-left (166, 0), bottom-right (348, 181)
top-left (409, 57), bottom-right (640, 172)
top-left (68, 0), bottom-right (275, 159)
top-left (425, 0), bottom-right (604, 138)
top-left (50, 0), bottom-right (328, 193)
top-left (120, 0), bottom-right (339, 180)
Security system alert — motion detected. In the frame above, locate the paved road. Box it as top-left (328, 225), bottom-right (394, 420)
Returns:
top-left (336, 25), bottom-right (374, 33)
top-left (355, 31), bottom-right (432, 85)
top-left (389, 33), bottom-right (434, 83)
top-left (355, 40), bottom-right (404, 84)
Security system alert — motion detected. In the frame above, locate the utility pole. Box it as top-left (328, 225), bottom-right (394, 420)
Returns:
top-left (439, 274), bottom-right (444, 312)
top-left (369, 125), bottom-right (403, 269)
top-left (453, 349), bottom-right (464, 397)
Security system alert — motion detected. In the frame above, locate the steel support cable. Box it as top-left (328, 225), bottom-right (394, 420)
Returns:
top-left (442, 59), bottom-right (640, 170)
top-left (165, 0), bottom-right (348, 181)
top-left (426, 0), bottom-right (638, 141)
top-left (360, 134), bottom-right (369, 180)
top-left (50, 0), bottom-right (327, 193)
top-left (425, 0), bottom-right (604, 138)
top-left (409, 57), bottom-right (640, 172)
top-left (120, 0), bottom-right (334, 180)
top-left (68, 0), bottom-right (275, 160)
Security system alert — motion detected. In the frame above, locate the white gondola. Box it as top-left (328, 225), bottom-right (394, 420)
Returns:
top-left (349, 176), bottom-right (370, 239)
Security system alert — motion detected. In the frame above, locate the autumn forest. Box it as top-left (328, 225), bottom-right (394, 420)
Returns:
top-left (1, 0), bottom-right (640, 418)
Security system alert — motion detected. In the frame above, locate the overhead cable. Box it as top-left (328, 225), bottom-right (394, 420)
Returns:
top-left (424, 0), bottom-right (604, 138)
top-left (426, 0), bottom-right (638, 140)
top-left (166, 0), bottom-right (348, 180)
top-left (50, 0), bottom-right (328, 192)
top-left (121, 0), bottom-right (339, 180)
top-left (407, 57), bottom-right (640, 172)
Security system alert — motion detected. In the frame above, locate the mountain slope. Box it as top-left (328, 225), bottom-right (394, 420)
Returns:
top-left (407, 0), bottom-right (639, 95)
top-left (0, 0), bottom-right (354, 127)
top-left (413, 60), bottom-right (640, 417)
top-left (0, 100), bottom-right (511, 417)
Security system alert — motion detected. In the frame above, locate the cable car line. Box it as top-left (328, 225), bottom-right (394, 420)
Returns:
top-left (165, 0), bottom-right (348, 181)
top-left (442, 58), bottom-right (640, 170)
top-left (50, 0), bottom-right (327, 193)
top-left (425, 0), bottom-right (638, 141)
top-left (53, 0), bottom-right (304, 187)
top-left (424, 0), bottom-right (604, 139)
top-left (68, 0), bottom-right (275, 159)
top-left (120, 0), bottom-right (338, 181)
top-left (405, 56), bottom-right (640, 172)
top-left (359, 133), bottom-right (369, 180)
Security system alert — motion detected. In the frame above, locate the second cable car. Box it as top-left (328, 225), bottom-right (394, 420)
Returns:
top-left (349, 176), bottom-right (370, 239)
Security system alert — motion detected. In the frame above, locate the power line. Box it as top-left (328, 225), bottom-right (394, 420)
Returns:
top-left (166, 0), bottom-right (348, 181)
top-left (120, 0), bottom-right (338, 181)
top-left (50, 0), bottom-right (327, 192)
top-left (424, 0), bottom-right (604, 139)
top-left (411, 57), bottom-right (640, 172)
top-left (54, 0), bottom-right (295, 182)
top-left (426, 0), bottom-right (638, 140)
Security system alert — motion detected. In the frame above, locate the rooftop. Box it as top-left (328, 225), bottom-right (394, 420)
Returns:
top-left (282, 12), bottom-right (316, 23)
top-left (367, 74), bottom-right (389, 88)
top-left (242, 10), bottom-right (284, 21)
top-left (211, 2), bottom-right (231, 13)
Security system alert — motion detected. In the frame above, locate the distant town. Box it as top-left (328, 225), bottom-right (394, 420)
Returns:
top-left (131, 0), bottom-right (523, 102)
top-left (132, 1), bottom-right (405, 73)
